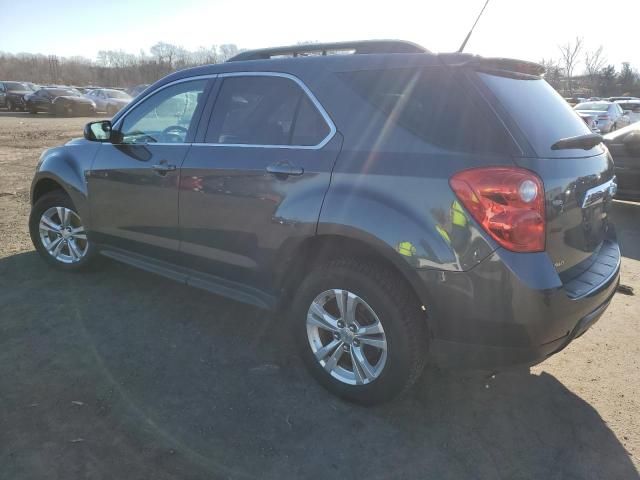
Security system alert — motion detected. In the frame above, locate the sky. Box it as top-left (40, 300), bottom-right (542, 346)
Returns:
top-left (1, 0), bottom-right (638, 70)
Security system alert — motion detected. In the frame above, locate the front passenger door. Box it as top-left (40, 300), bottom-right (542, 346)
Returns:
top-left (88, 78), bottom-right (211, 261)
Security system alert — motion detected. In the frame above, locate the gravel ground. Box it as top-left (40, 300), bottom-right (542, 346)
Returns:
top-left (0, 111), bottom-right (639, 480)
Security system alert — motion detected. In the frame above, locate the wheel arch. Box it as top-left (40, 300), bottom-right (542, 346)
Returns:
top-left (275, 233), bottom-right (432, 317)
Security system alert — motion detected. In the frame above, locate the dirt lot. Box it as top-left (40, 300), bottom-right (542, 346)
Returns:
top-left (0, 111), bottom-right (639, 480)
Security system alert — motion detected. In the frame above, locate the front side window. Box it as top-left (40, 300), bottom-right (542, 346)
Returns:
top-left (205, 75), bottom-right (330, 146)
top-left (118, 79), bottom-right (207, 144)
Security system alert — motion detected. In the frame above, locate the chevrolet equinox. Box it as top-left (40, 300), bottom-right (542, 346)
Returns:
top-left (29, 41), bottom-right (621, 404)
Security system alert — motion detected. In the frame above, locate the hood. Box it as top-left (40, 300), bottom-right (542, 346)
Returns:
top-left (66, 137), bottom-right (91, 146)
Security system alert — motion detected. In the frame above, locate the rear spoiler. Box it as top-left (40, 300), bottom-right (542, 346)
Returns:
top-left (438, 53), bottom-right (545, 77)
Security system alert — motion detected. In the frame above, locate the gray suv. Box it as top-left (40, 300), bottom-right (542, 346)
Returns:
top-left (29, 41), bottom-right (620, 404)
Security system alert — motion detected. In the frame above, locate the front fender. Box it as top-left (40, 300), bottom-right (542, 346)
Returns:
top-left (31, 142), bottom-right (101, 227)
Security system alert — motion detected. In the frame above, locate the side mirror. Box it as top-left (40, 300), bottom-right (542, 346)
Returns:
top-left (84, 120), bottom-right (112, 142)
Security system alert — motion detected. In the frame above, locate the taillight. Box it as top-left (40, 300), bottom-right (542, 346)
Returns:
top-left (449, 167), bottom-right (545, 252)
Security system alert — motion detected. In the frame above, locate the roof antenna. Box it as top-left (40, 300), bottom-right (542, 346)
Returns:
top-left (458, 0), bottom-right (491, 53)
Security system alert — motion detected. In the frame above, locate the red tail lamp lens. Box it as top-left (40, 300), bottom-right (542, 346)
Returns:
top-left (449, 167), bottom-right (545, 252)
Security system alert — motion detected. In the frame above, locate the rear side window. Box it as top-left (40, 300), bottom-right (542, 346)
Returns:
top-left (206, 76), bottom-right (331, 146)
top-left (338, 67), bottom-right (512, 154)
top-left (479, 72), bottom-right (597, 157)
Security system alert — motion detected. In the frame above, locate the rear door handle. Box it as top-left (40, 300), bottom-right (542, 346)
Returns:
top-left (152, 162), bottom-right (177, 175)
top-left (266, 162), bottom-right (304, 178)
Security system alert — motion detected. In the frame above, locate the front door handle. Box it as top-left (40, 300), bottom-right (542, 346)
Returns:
top-left (152, 162), bottom-right (177, 175)
top-left (266, 162), bottom-right (304, 178)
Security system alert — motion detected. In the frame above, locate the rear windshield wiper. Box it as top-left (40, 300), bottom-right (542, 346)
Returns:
top-left (551, 133), bottom-right (603, 151)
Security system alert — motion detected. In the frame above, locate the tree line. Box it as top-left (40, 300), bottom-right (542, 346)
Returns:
top-left (0, 42), bottom-right (241, 88)
top-left (541, 37), bottom-right (640, 98)
top-left (1, 39), bottom-right (638, 97)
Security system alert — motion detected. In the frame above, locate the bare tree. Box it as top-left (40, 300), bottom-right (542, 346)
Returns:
top-left (584, 46), bottom-right (606, 95)
top-left (559, 37), bottom-right (583, 96)
top-left (540, 58), bottom-right (563, 91)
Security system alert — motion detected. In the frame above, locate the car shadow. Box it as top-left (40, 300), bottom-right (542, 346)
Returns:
top-left (0, 251), bottom-right (637, 480)
top-left (612, 200), bottom-right (640, 262)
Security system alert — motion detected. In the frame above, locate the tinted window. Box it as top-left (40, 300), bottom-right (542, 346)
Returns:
top-left (206, 76), bottom-right (330, 146)
top-left (291, 95), bottom-right (331, 145)
top-left (339, 68), bottom-right (512, 154)
top-left (575, 102), bottom-right (609, 111)
top-left (44, 88), bottom-right (79, 97)
top-left (118, 79), bottom-right (206, 144)
top-left (480, 72), bottom-right (596, 157)
top-left (4, 82), bottom-right (26, 91)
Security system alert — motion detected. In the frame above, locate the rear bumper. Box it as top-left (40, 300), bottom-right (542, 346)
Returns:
top-left (421, 239), bottom-right (620, 370)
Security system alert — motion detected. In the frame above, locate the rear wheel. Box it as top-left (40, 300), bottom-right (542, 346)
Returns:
top-left (29, 191), bottom-right (96, 271)
top-left (291, 258), bottom-right (428, 405)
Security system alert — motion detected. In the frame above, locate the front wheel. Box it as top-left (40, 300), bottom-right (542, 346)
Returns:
top-left (29, 191), bottom-right (97, 271)
top-left (291, 259), bottom-right (428, 405)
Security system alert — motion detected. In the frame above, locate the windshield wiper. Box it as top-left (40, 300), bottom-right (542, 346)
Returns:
top-left (551, 133), bottom-right (603, 151)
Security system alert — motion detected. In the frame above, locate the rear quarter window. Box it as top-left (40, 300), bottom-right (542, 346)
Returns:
top-left (338, 67), bottom-right (514, 155)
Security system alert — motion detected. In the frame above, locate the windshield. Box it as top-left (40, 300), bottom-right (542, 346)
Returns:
top-left (575, 102), bottom-right (609, 111)
top-left (5, 82), bottom-right (28, 91)
top-left (105, 90), bottom-right (131, 99)
top-left (45, 89), bottom-right (81, 97)
top-left (617, 102), bottom-right (640, 110)
top-left (479, 72), bottom-right (596, 157)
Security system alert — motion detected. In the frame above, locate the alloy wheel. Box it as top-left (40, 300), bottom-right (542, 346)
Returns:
top-left (306, 289), bottom-right (388, 385)
top-left (38, 206), bottom-right (89, 264)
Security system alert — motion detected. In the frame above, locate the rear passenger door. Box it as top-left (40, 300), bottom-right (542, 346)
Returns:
top-left (179, 73), bottom-right (341, 297)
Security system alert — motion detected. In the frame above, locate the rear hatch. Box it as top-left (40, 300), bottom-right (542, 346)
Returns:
top-left (476, 68), bottom-right (616, 280)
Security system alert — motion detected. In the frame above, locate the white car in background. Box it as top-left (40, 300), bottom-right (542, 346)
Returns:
top-left (615, 100), bottom-right (640, 124)
top-left (574, 101), bottom-right (631, 133)
top-left (85, 88), bottom-right (132, 116)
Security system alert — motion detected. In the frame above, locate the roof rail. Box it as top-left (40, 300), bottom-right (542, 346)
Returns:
top-left (227, 40), bottom-right (429, 62)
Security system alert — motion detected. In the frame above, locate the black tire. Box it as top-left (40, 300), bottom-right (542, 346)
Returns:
top-left (291, 258), bottom-right (428, 405)
top-left (29, 190), bottom-right (97, 272)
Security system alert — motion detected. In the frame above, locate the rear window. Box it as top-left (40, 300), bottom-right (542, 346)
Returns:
top-left (575, 102), bottom-right (609, 111)
top-left (479, 72), bottom-right (596, 157)
top-left (339, 68), bottom-right (513, 154)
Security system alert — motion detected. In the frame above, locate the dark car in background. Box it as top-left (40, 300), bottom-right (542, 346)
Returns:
top-left (25, 87), bottom-right (96, 116)
top-left (28, 41), bottom-right (620, 404)
top-left (605, 122), bottom-right (640, 200)
top-left (0, 81), bottom-right (36, 111)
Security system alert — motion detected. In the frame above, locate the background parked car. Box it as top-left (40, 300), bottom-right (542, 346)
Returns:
top-left (0, 81), bottom-right (36, 111)
top-left (574, 101), bottom-right (631, 133)
top-left (604, 122), bottom-right (640, 200)
top-left (25, 87), bottom-right (96, 116)
top-left (85, 88), bottom-right (132, 115)
top-left (576, 111), bottom-right (600, 133)
top-left (615, 100), bottom-right (640, 124)
top-left (126, 83), bottom-right (150, 97)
